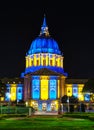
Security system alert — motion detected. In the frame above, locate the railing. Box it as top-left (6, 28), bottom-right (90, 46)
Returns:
top-left (0, 106), bottom-right (34, 115)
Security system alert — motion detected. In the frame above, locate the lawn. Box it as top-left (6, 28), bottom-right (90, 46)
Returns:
top-left (0, 116), bottom-right (94, 130)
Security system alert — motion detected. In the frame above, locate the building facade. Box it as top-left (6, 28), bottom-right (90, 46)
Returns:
top-left (0, 16), bottom-right (90, 112)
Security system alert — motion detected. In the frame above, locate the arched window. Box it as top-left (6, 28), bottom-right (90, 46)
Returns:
top-left (32, 79), bottom-right (40, 99)
top-left (49, 80), bottom-right (57, 99)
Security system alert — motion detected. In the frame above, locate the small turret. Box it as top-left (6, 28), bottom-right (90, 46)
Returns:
top-left (39, 14), bottom-right (50, 36)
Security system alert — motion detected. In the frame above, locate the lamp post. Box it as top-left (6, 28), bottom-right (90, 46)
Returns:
top-left (0, 97), bottom-right (2, 114)
top-left (8, 94), bottom-right (11, 113)
top-left (67, 96), bottom-right (70, 112)
top-left (78, 94), bottom-right (82, 112)
top-left (83, 92), bottom-right (93, 112)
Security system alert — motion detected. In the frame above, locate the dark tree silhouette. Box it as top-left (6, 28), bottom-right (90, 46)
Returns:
top-left (0, 80), bottom-right (7, 101)
top-left (61, 95), bottom-right (78, 112)
top-left (61, 95), bottom-right (78, 104)
top-left (82, 78), bottom-right (94, 93)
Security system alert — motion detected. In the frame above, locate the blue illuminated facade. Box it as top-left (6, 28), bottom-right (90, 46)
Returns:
top-left (49, 79), bottom-right (57, 99)
top-left (28, 37), bottom-right (61, 55)
top-left (23, 15), bottom-right (68, 112)
top-left (5, 84), bottom-right (10, 101)
top-left (17, 84), bottom-right (23, 101)
top-left (73, 84), bottom-right (78, 98)
top-left (32, 76), bottom-right (40, 99)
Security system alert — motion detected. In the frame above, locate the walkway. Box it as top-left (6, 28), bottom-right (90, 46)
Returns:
top-left (34, 111), bottom-right (58, 115)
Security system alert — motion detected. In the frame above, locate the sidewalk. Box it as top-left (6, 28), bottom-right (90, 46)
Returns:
top-left (34, 111), bottom-right (58, 115)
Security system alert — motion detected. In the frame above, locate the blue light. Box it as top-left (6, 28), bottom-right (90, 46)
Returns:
top-left (42, 15), bottom-right (47, 27)
top-left (17, 84), bottom-right (23, 101)
top-left (32, 78), bottom-right (40, 99)
top-left (25, 66), bottom-right (68, 77)
top-left (73, 84), bottom-right (78, 98)
top-left (49, 79), bottom-right (57, 99)
top-left (28, 37), bottom-right (61, 55)
top-left (84, 94), bottom-right (90, 101)
top-left (5, 84), bottom-right (10, 101)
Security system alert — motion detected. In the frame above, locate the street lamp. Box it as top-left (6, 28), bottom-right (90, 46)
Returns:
top-left (78, 94), bottom-right (82, 112)
top-left (67, 96), bottom-right (70, 112)
top-left (8, 94), bottom-right (11, 108)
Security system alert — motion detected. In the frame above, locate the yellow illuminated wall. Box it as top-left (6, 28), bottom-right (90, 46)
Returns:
top-left (61, 57), bottom-right (63, 68)
top-left (26, 53), bottom-right (64, 68)
top-left (26, 57), bottom-right (29, 68)
top-left (58, 80), bottom-right (60, 98)
top-left (78, 84), bottom-right (84, 101)
top-left (28, 57), bottom-right (32, 66)
top-left (41, 76), bottom-right (48, 100)
top-left (34, 54), bottom-right (36, 66)
top-left (55, 55), bottom-right (61, 67)
top-left (66, 84), bottom-right (72, 96)
top-left (10, 84), bottom-right (17, 101)
top-left (0, 97), bottom-right (4, 101)
top-left (46, 54), bottom-right (48, 66)
top-left (58, 56), bottom-right (61, 67)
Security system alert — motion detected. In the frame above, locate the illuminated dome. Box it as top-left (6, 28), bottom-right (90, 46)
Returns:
top-left (28, 37), bottom-right (61, 55)
top-left (28, 16), bottom-right (61, 55)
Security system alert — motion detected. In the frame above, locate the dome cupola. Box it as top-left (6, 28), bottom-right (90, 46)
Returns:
top-left (27, 15), bottom-right (61, 55)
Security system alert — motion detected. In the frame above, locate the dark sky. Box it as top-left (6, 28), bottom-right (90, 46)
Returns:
top-left (0, 1), bottom-right (94, 78)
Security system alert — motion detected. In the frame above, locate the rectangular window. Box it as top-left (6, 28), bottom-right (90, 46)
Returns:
top-left (73, 84), bottom-right (78, 97)
top-left (50, 60), bottom-right (53, 66)
top-left (31, 60), bottom-right (33, 66)
top-left (41, 77), bottom-right (48, 100)
top-left (17, 85), bottom-right (23, 101)
top-left (43, 60), bottom-right (46, 66)
top-left (10, 86), bottom-right (16, 101)
top-left (36, 60), bottom-right (39, 66)
top-left (66, 85), bottom-right (72, 96)
top-left (5, 84), bottom-right (10, 101)
top-left (49, 80), bottom-right (57, 99)
top-left (56, 61), bottom-right (58, 66)
top-left (32, 79), bottom-right (40, 99)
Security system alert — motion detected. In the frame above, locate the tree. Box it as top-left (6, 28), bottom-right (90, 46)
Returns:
top-left (82, 78), bottom-right (94, 93)
top-left (0, 80), bottom-right (7, 114)
top-left (61, 95), bottom-right (78, 112)
top-left (82, 78), bottom-right (94, 101)
top-left (0, 80), bottom-right (6, 99)
top-left (61, 95), bottom-right (78, 104)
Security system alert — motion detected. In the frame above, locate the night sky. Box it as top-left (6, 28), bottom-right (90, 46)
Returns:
top-left (0, 1), bottom-right (94, 79)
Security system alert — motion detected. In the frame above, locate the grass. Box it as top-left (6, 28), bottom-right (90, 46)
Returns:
top-left (0, 116), bottom-right (94, 129)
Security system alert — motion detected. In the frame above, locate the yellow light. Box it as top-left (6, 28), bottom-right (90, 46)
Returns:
top-left (25, 101), bottom-right (28, 106)
top-left (1, 97), bottom-right (4, 101)
top-left (78, 84), bottom-right (84, 101)
top-left (78, 94), bottom-right (84, 101)
top-left (10, 84), bottom-right (16, 101)
top-left (32, 101), bottom-right (34, 104)
top-left (66, 84), bottom-right (72, 96)
top-left (58, 80), bottom-right (60, 98)
top-left (29, 57), bottom-right (32, 66)
top-left (41, 76), bottom-right (48, 100)
top-left (26, 56), bottom-right (29, 68)
top-left (61, 57), bottom-right (63, 68)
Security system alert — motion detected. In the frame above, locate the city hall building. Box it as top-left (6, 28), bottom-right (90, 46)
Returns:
top-left (0, 16), bottom-right (90, 112)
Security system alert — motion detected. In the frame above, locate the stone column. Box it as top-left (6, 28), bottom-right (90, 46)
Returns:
top-left (60, 76), bottom-right (66, 98)
top-left (24, 74), bottom-right (31, 102)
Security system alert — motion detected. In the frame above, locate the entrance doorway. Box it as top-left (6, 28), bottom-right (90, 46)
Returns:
top-left (51, 102), bottom-right (56, 111)
top-left (42, 103), bottom-right (47, 111)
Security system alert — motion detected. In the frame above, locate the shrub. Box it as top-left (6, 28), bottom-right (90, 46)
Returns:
top-left (88, 116), bottom-right (94, 121)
